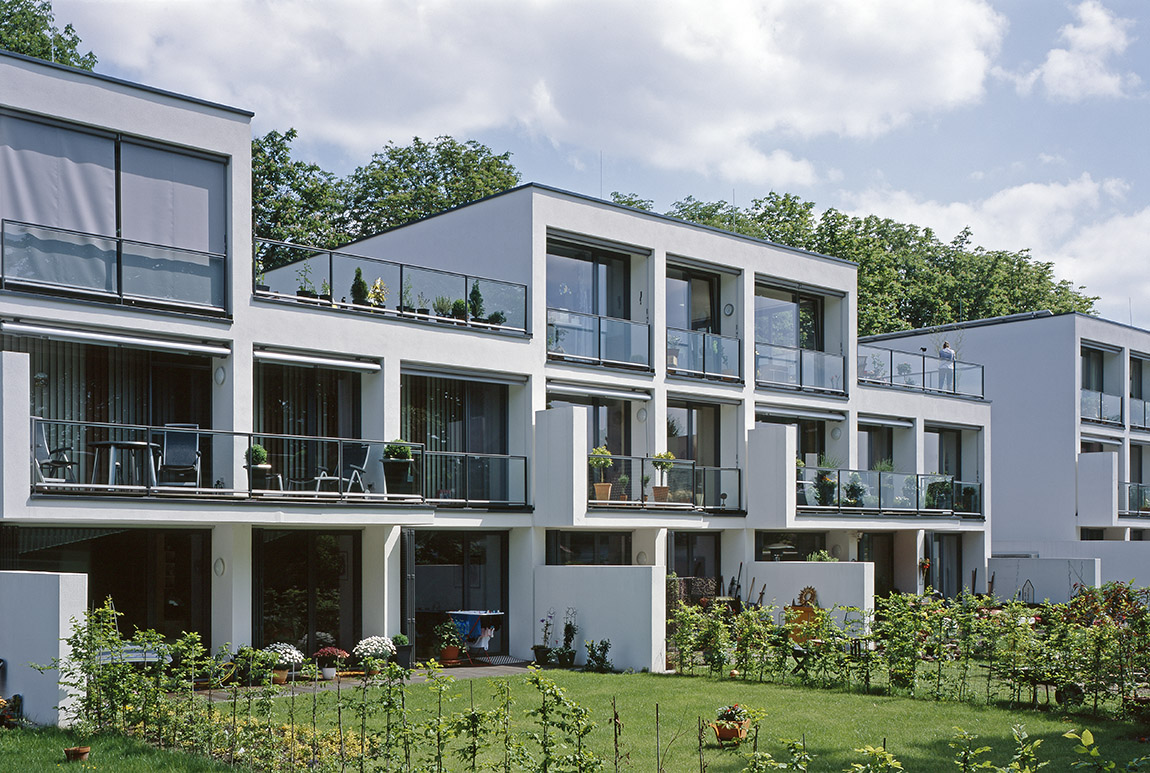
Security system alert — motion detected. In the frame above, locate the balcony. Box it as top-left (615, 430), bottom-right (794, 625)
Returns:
top-left (666, 328), bottom-right (741, 381)
top-left (546, 308), bottom-right (650, 369)
top-left (857, 344), bottom-right (984, 398)
top-left (2, 220), bottom-right (227, 314)
top-left (796, 467), bottom-right (982, 517)
top-left (756, 342), bottom-right (845, 394)
top-left (255, 239), bottom-right (528, 334)
top-left (585, 454), bottom-right (742, 513)
top-left (1131, 398), bottom-right (1150, 430)
top-left (1119, 482), bottom-right (1150, 517)
top-left (1081, 388), bottom-right (1122, 425)
top-left (30, 419), bottom-right (525, 507)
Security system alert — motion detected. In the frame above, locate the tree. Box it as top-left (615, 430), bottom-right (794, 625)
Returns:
top-left (0, 0), bottom-right (96, 70)
top-left (251, 129), bottom-right (348, 264)
top-left (342, 136), bottom-right (520, 239)
top-left (610, 191), bottom-right (654, 211)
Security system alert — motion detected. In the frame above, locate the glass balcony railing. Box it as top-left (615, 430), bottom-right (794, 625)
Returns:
top-left (424, 451), bottom-right (527, 507)
top-left (30, 418), bottom-right (433, 503)
top-left (1131, 398), bottom-right (1149, 429)
top-left (755, 342), bottom-right (846, 393)
top-left (856, 343), bottom-right (984, 398)
top-left (585, 454), bottom-right (742, 512)
top-left (546, 308), bottom-right (650, 368)
top-left (1080, 388), bottom-right (1123, 424)
top-left (1120, 482), bottom-right (1150, 516)
top-left (667, 328), bottom-right (741, 380)
top-left (255, 239), bottom-right (528, 333)
top-left (3, 219), bottom-right (227, 313)
top-left (796, 467), bottom-right (982, 517)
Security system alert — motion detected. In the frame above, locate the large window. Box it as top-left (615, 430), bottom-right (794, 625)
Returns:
top-left (2, 526), bottom-right (210, 641)
top-left (547, 394), bottom-right (631, 455)
top-left (667, 400), bottom-right (719, 466)
top-left (546, 531), bottom-right (631, 565)
top-left (408, 530), bottom-right (507, 659)
top-left (1082, 348), bottom-right (1104, 392)
top-left (924, 428), bottom-right (961, 477)
top-left (253, 529), bottom-right (361, 655)
top-left (671, 532), bottom-right (720, 579)
top-left (546, 240), bottom-right (629, 319)
top-left (858, 425), bottom-right (894, 470)
top-left (0, 111), bottom-right (228, 310)
top-left (666, 267), bottom-right (717, 332)
top-left (755, 286), bottom-right (822, 350)
top-left (754, 531), bottom-right (826, 562)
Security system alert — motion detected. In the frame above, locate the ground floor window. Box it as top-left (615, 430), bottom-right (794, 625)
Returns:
top-left (0, 526), bottom-right (209, 641)
top-left (670, 532), bottom-right (720, 580)
top-left (1080, 528), bottom-right (1105, 541)
top-left (754, 531), bottom-right (825, 562)
top-left (545, 531), bottom-right (631, 566)
top-left (252, 529), bottom-right (361, 656)
top-left (408, 530), bottom-right (508, 660)
top-left (859, 532), bottom-right (895, 596)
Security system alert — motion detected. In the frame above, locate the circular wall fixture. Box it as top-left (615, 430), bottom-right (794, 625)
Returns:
top-left (213, 557), bottom-right (226, 577)
top-left (723, 303), bottom-right (735, 316)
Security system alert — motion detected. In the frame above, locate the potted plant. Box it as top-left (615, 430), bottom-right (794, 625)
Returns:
top-left (533, 611), bottom-right (555, 666)
top-left (391, 632), bottom-right (413, 668)
top-left (353, 635), bottom-right (395, 674)
top-left (245, 443), bottom-right (273, 489)
top-left (432, 295), bottom-right (453, 318)
top-left (667, 334), bottom-right (682, 368)
top-left (486, 310), bottom-right (507, 326)
top-left (617, 474), bottom-right (630, 501)
top-left (814, 454), bottom-right (840, 507)
top-left (468, 282), bottom-right (485, 320)
top-left (351, 267), bottom-right (370, 307)
top-left (416, 292), bottom-right (431, 316)
top-left (296, 261), bottom-right (317, 299)
top-left (844, 472), bottom-right (867, 507)
top-left (435, 620), bottom-right (463, 663)
top-left (641, 474), bottom-right (651, 503)
top-left (382, 441), bottom-right (415, 495)
top-left (369, 277), bottom-right (389, 309)
top-left (263, 642), bottom-right (304, 684)
top-left (313, 646), bottom-right (348, 680)
top-left (399, 277), bottom-right (414, 313)
top-left (451, 298), bottom-right (468, 322)
top-left (712, 703), bottom-right (751, 742)
top-left (319, 279), bottom-right (333, 303)
top-left (651, 451), bottom-right (676, 502)
top-left (554, 608), bottom-right (578, 667)
top-left (589, 446), bottom-right (614, 501)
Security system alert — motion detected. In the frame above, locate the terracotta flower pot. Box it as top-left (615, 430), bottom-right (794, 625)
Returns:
top-left (272, 668), bottom-right (289, 685)
top-left (440, 645), bottom-right (461, 662)
top-left (64, 746), bottom-right (91, 763)
top-left (652, 486), bottom-right (670, 502)
top-left (711, 720), bottom-right (750, 743)
top-left (593, 482), bottom-right (612, 501)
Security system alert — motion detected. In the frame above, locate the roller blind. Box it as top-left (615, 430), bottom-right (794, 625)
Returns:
top-left (120, 142), bottom-right (226, 254)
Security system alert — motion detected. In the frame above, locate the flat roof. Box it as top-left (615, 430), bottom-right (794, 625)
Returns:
top-left (340, 182), bottom-right (857, 268)
top-left (861, 309), bottom-right (1150, 343)
top-left (0, 49), bottom-right (255, 118)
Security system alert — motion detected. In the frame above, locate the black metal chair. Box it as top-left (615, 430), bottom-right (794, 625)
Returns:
top-left (155, 424), bottom-right (201, 487)
top-left (33, 421), bottom-right (77, 485)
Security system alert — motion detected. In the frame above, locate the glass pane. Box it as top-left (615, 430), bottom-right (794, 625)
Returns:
top-left (755, 288), bottom-right (798, 346)
top-left (892, 351), bottom-right (925, 387)
top-left (3, 221), bottom-right (117, 293)
top-left (800, 349), bottom-right (844, 391)
top-left (600, 316), bottom-right (649, 366)
top-left (479, 278), bottom-right (527, 329)
top-left (547, 309), bottom-right (597, 359)
top-left (122, 242), bottom-right (225, 309)
top-left (1081, 389), bottom-right (1101, 421)
top-left (666, 274), bottom-right (690, 330)
top-left (885, 472), bottom-right (919, 510)
top-left (1102, 392), bottom-right (1123, 423)
top-left (404, 265), bottom-right (465, 312)
top-left (857, 345), bottom-right (892, 383)
top-left (547, 252), bottom-right (594, 313)
top-left (755, 343), bottom-right (799, 386)
top-left (332, 253), bottom-right (402, 310)
top-left (706, 334), bottom-right (740, 377)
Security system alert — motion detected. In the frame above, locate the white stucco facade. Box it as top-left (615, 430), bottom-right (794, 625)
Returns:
top-left (0, 51), bottom-right (992, 693)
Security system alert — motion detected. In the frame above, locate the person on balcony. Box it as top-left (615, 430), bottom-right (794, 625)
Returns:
top-left (939, 341), bottom-right (956, 392)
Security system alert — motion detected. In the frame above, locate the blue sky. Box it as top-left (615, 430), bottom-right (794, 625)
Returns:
top-left (57, 0), bottom-right (1150, 325)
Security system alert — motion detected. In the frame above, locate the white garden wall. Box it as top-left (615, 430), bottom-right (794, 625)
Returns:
top-left (751, 561), bottom-right (874, 626)
top-left (534, 565), bottom-right (665, 672)
top-left (987, 557), bottom-right (1101, 604)
top-left (0, 570), bottom-right (87, 726)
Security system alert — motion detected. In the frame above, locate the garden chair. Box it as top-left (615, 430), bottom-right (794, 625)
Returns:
top-left (33, 420), bottom-right (77, 485)
top-left (155, 424), bottom-right (201, 487)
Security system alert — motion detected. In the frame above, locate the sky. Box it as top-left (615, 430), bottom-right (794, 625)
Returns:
top-left (55, 0), bottom-right (1150, 327)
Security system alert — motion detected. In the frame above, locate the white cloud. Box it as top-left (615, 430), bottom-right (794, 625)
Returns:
top-left (840, 175), bottom-right (1150, 327)
top-left (997, 0), bottom-right (1140, 100)
top-left (56, 0), bottom-right (1006, 187)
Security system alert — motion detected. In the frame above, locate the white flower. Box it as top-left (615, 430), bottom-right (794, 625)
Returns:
top-left (263, 642), bottom-right (304, 666)
top-left (353, 635), bottom-right (396, 660)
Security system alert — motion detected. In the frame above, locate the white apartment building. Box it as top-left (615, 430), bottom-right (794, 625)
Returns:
top-left (0, 52), bottom-right (991, 685)
top-left (867, 311), bottom-right (1150, 602)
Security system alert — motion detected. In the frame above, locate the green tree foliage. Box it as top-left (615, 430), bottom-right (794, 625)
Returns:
top-left (666, 192), bottom-right (1097, 335)
top-left (610, 191), bottom-right (655, 211)
top-left (252, 128), bottom-right (348, 253)
top-left (0, 0), bottom-right (96, 70)
top-left (343, 135), bottom-right (521, 239)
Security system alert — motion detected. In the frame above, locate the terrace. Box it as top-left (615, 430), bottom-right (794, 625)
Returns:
top-left (585, 453), bottom-right (742, 513)
top-left (796, 466), bottom-right (983, 517)
top-left (857, 343), bottom-right (985, 399)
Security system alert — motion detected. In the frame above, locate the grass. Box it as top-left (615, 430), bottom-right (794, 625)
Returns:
top-left (269, 669), bottom-right (1150, 770)
top-left (0, 725), bottom-right (233, 771)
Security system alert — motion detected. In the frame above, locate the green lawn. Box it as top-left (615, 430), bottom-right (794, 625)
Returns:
top-left (0, 726), bottom-right (234, 772)
top-left (271, 669), bottom-right (1150, 771)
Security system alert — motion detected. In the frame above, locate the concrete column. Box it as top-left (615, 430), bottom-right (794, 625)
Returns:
top-left (211, 523), bottom-right (253, 651)
top-left (361, 524), bottom-right (390, 636)
top-left (1, 351), bottom-right (31, 516)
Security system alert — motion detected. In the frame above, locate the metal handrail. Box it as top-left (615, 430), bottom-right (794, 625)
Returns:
top-left (755, 340), bottom-right (846, 393)
top-left (585, 453), bottom-right (742, 511)
top-left (857, 343), bottom-right (984, 398)
top-left (796, 466), bottom-right (982, 516)
top-left (666, 327), bottom-right (742, 379)
top-left (546, 307), bottom-right (651, 367)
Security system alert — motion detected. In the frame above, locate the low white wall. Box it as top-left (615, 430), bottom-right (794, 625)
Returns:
top-left (995, 539), bottom-right (1150, 588)
top-left (534, 565), bottom-right (664, 672)
top-left (988, 557), bottom-right (1101, 604)
top-left (0, 570), bottom-right (87, 726)
top-left (751, 561), bottom-right (874, 626)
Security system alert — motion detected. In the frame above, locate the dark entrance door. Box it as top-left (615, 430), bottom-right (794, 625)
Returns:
top-left (859, 532), bottom-right (895, 597)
